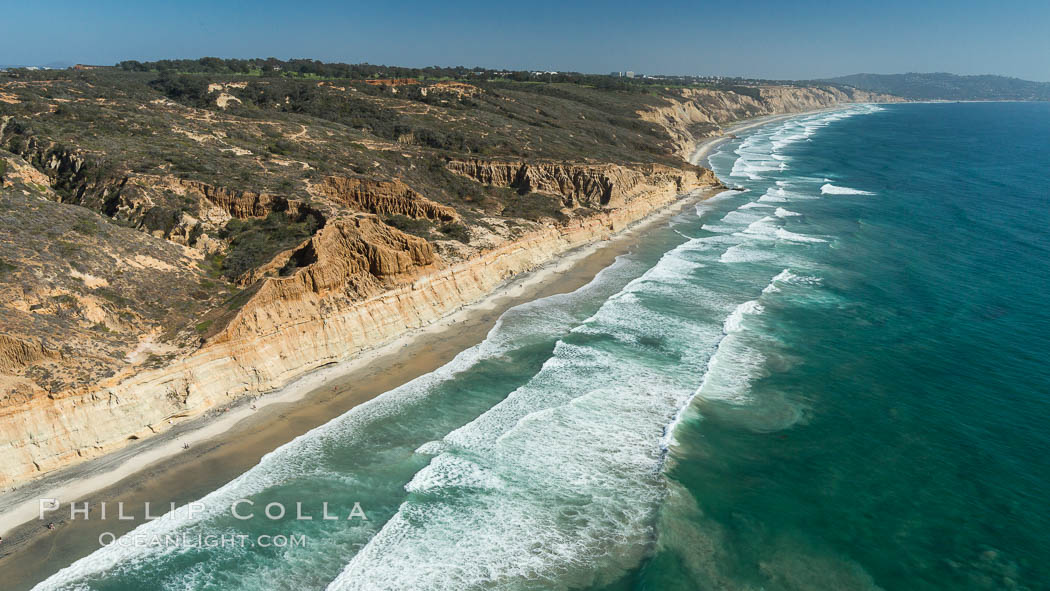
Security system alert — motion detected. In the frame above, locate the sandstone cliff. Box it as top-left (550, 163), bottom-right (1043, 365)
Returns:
top-left (445, 160), bottom-right (718, 208)
top-left (308, 176), bottom-right (457, 221)
top-left (0, 335), bottom-right (60, 375)
top-left (0, 168), bottom-right (714, 487)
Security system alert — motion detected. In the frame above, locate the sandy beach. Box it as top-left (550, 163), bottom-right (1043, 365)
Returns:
top-left (0, 188), bottom-right (730, 590)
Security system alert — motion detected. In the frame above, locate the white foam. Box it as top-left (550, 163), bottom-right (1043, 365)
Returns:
top-left (637, 249), bottom-right (705, 283)
top-left (693, 337), bottom-right (766, 406)
top-left (331, 365), bottom-right (706, 588)
top-left (762, 269), bottom-right (823, 293)
top-left (414, 440), bottom-right (446, 455)
top-left (666, 273), bottom-right (776, 439)
top-left (774, 207), bottom-right (801, 218)
top-left (821, 183), bottom-right (874, 195)
top-left (758, 187), bottom-right (789, 203)
top-left (724, 300), bottom-right (764, 334)
top-left (688, 266), bottom-right (796, 409)
top-left (720, 244), bottom-right (775, 263)
top-left (718, 104), bottom-right (883, 185)
top-left (404, 454), bottom-right (505, 493)
top-left (701, 223), bottom-right (737, 234)
top-left (697, 233), bottom-right (744, 247)
top-left (325, 219), bottom-right (777, 589)
top-left (775, 228), bottom-right (827, 243)
top-left (740, 216), bottom-right (780, 240)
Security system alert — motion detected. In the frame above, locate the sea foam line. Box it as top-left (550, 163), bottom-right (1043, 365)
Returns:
top-left (821, 183), bottom-right (874, 195)
top-left (659, 276), bottom-right (775, 450)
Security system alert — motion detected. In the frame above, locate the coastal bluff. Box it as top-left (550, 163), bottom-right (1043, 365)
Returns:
top-left (0, 161), bottom-right (716, 487)
top-left (0, 70), bottom-right (898, 489)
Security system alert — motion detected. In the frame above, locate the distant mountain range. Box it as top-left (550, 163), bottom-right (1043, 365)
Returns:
top-left (823, 73), bottom-right (1050, 101)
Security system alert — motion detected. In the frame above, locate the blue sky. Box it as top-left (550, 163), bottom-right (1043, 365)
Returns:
top-left (5, 0), bottom-right (1049, 81)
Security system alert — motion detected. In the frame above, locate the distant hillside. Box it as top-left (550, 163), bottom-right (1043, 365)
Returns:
top-left (824, 73), bottom-right (1050, 101)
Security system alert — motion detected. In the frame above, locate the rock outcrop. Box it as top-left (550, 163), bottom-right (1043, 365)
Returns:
top-left (446, 160), bottom-right (718, 208)
top-left (309, 176), bottom-right (457, 221)
top-left (218, 215), bottom-right (438, 328)
top-left (0, 334), bottom-right (59, 374)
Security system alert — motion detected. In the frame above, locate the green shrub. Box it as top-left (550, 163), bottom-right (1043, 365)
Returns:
top-left (267, 139), bottom-right (295, 155)
top-left (383, 214), bottom-right (432, 238)
top-left (72, 217), bottom-right (101, 236)
top-left (149, 72), bottom-right (211, 107)
top-left (500, 192), bottom-right (564, 221)
top-left (224, 286), bottom-right (256, 311)
top-left (54, 241), bottom-right (80, 256)
top-left (439, 222), bottom-right (470, 244)
top-left (220, 211), bottom-right (321, 279)
top-left (201, 252), bottom-right (226, 279)
top-left (95, 287), bottom-right (132, 307)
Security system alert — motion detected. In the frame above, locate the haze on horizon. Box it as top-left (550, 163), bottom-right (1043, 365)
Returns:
top-left (4, 0), bottom-right (1049, 82)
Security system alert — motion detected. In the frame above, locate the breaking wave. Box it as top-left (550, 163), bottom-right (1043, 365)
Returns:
top-left (821, 183), bottom-right (874, 195)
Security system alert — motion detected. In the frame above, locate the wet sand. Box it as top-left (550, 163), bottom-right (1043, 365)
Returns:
top-left (0, 182), bottom-right (722, 590)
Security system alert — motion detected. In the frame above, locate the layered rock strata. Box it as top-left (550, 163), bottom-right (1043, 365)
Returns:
top-left (0, 169), bottom-right (714, 488)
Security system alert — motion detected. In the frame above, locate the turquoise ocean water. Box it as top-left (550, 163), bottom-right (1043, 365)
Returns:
top-left (32, 102), bottom-right (1050, 590)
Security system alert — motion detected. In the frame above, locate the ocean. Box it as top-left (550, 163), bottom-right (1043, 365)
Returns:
top-left (31, 102), bottom-right (1050, 590)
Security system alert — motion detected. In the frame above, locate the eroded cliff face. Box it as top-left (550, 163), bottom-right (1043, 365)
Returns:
top-left (640, 86), bottom-right (902, 160)
top-left (0, 335), bottom-right (60, 375)
top-left (309, 176), bottom-right (457, 221)
top-left (211, 215), bottom-right (440, 344)
top-left (0, 161), bottom-right (717, 488)
top-left (446, 160), bottom-right (718, 208)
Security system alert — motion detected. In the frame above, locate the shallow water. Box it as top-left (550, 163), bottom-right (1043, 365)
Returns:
top-left (32, 102), bottom-right (1050, 590)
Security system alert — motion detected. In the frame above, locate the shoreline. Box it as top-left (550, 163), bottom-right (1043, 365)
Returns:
top-left (689, 108), bottom-right (847, 167)
top-left (0, 187), bottom-right (724, 591)
top-left (0, 104), bottom-right (852, 588)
